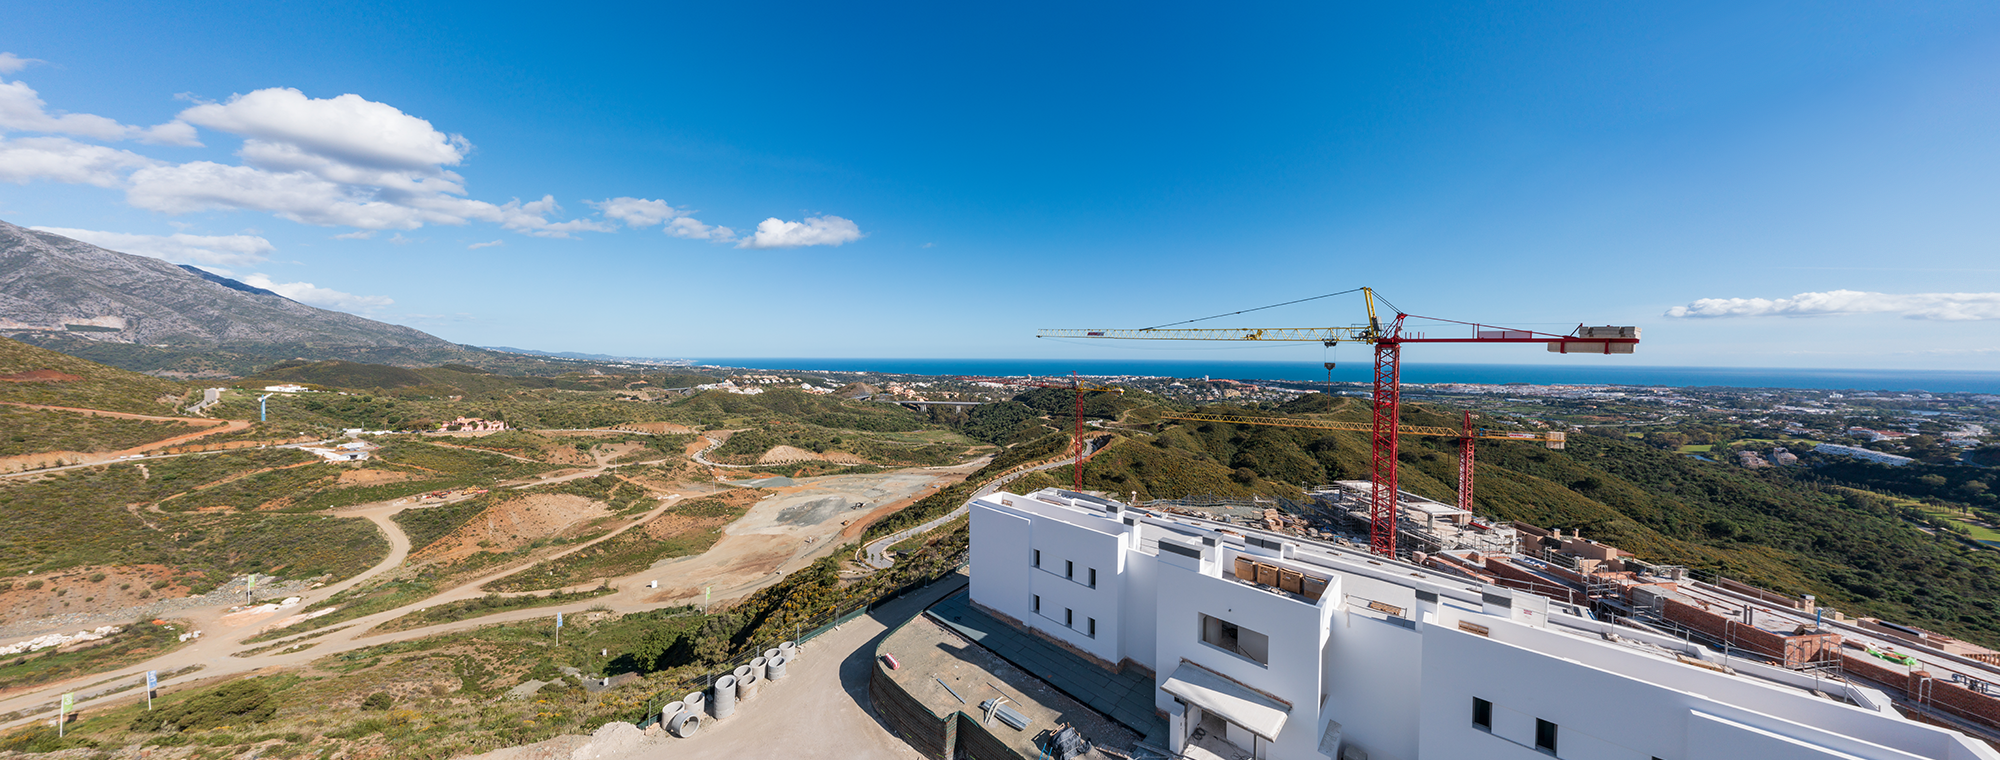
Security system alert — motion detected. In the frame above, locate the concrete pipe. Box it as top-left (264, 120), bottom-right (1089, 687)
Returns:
top-left (662, 701), bottom-right (685, 727)
top-left (750, 656), bottom-right (768, 682)
top-left (683, 691), bottom-right (705, 714)
top-left (669, 710), bottom-right (703, 738)
top-left (765, 654), bottom-right (788, 681)
top-left (780, 641), bottom-right (798, 661)
top-left (711, 675), bottom-right (737, 719)
top-left (737, 670), bottom-right (761, 702)
top-left (764, 648), bottom-right (782, 661)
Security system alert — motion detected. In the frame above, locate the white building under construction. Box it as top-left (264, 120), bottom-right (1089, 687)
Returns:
top-left (969, 487), bottom-right (1998, 760)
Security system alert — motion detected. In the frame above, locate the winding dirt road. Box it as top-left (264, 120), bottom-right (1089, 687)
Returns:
top-left (0, 445), bottom-right (987, 730)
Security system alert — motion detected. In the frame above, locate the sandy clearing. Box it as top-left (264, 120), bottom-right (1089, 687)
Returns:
top-left (336, 468), bottom-right (419, 486)
top-left (412, 494), bottom-right (611, 563)
top-left (639, 471), bottom-right (951, 605)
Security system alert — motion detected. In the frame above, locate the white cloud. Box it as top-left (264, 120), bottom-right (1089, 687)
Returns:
top-left (590, 196), bottom-right (733, 241)
top-left (467, 239), bottom-right (503, 249)
top-left (0, 81), bottom-right (827, 245)
top-left (28, 226), bottom-right (274, 267)
top-left (737, 215), bottom-right (863, 249)
top-left (1666, 290), bottom-right (2000, 321)
top-left (331, 230), bottom-right (375, 240)
top-left (594, 197), bottom-right (681, 227)
top-left (492, 195), bottom-right (614, 237)
top-left (178, 88), bottom-right (466, 171)
top-left (667, 216), bottom-right (733, 241)
top-left (0, 136), bottom-right (159, 187)
top-left (126, 160), bottom-right (457, 228)
top-left (0, 79), bottom-right (201, 146)
top-left (0, 54), bottom-right (42, 74)
top-left (239, 273), bottom-right (394, 312)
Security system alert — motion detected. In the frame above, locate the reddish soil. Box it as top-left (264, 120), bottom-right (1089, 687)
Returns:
top-left (0, 565), bottom-right (194, 628)
top-left (411, 494), bottom-right (612, 564)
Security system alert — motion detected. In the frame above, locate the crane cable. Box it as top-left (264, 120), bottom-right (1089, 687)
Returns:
top-left (1141, 288), bottom-right (1367, 330)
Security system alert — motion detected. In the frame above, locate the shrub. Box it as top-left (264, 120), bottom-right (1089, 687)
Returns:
top-left (88, 572), bottom-right (106, 583)
top-left (24, 580), bottom-right (42, 590)
top-left (361, 692), bottom-right (393, 711)
top-left (131, 679), bottom-right (277, 733)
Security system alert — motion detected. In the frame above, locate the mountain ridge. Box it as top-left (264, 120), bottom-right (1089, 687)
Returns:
top-left (0, 220), bottom-right (533, 374)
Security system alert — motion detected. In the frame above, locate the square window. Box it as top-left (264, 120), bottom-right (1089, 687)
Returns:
top-left (1535, 719), bottom-right (1558, 754)
top-left (1471, 698), bottom-right (1491, 731)
top-left (1089, 568), bottom-right (1097, 588)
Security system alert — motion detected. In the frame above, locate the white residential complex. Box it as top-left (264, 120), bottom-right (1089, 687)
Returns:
top-left (969, 488), bottom-right (1997, 760)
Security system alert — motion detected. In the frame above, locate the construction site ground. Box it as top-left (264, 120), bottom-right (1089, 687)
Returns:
top-left (0, 444), bottom-right (989, 733)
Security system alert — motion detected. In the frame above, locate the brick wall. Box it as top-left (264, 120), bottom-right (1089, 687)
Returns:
top-left (1482, 558), bottom-right (1587, 604)
top-left (1659, 598), bottom-right (1836, 667)
top-left (1912, 673), bottom-right (2000, 730)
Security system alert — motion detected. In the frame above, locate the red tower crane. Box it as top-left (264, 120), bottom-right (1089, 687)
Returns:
top-left (962, 374), bottom-right (1125, 490)
top-left (1039, 287), bottom-right (1638, 557)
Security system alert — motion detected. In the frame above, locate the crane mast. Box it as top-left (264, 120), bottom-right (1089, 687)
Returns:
top-left (962, 374), bottom-right (1124, 490)
top-left (1039, 287), bottom-right (1637, 558)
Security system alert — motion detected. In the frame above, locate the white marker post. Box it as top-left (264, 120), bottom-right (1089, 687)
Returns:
top-left (145, 671), bottom-right (157, 711)
top-left (58, 693), bottom-right (71, 737)
top-left (556, 612), bottom-right (563, 647)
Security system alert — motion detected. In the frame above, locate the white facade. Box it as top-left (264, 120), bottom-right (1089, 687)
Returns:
top-left (969, 488), bottom-right (1997, 760)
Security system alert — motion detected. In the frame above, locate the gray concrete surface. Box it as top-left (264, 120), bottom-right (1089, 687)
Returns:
top-left (621, 572), bottom-right (971, 760)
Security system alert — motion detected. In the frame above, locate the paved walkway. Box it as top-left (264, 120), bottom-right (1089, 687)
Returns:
top-left (618, 573), bottom-right (973, 760)
top-left (927, 591), bottom-right (1168, 743)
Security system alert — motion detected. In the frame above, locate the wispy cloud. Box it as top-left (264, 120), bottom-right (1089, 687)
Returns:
top-left (1666, 290), bottom-right (2000, 321)
top-left (30, 226), bottom-right (274, 267)
top-left (737, 215), bottom-right (863, 249)
top-left (0, 53), bottom-right (44, 75)
top-left (331, 230), bottom-right (375, 240)
top-left (590, 196), bottom-right (734, 241)
top-left (239, 273), bottom-right (393, 312)
top-left (467, 239), bottom-right (502, 249)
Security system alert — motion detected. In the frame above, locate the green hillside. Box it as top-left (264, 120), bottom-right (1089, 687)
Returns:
top-left (0, 450), bottom-right (389, 588)
top-left (0, 336), bottom-right (190, 413)
top-left (1099, 394), bottom-right (2000, 647)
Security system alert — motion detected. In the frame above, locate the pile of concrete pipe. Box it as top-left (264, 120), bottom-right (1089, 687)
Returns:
top-left (668, 643), bottom-right (804, 737)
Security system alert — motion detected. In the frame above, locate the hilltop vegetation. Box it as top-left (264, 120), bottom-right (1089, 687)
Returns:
top-left (0, 450), bottom-right (389, 590)
top-left (0, 406), bottom-right (197, 456)
top-left (0, 337), bottom-right (188, 413)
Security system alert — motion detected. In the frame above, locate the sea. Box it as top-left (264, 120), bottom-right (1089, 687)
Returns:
top-left (695, 358), bottom-right (2000, 394)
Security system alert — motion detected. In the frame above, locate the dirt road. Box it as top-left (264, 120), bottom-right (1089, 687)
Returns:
top-left (0, 451), bottom-right (984, 731)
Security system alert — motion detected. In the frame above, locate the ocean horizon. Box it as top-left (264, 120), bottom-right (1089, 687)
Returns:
top-left (694, 358), bottom-right (2000, 393)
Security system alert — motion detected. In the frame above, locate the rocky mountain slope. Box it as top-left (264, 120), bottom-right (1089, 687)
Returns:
top-left (0, 220), bottom-right (512, 374)
top-left (0, 221), bottom-right (461, 346)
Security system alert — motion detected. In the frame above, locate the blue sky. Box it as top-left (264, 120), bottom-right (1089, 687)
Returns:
top-left (3, 2), bottom-right (1998, 371)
